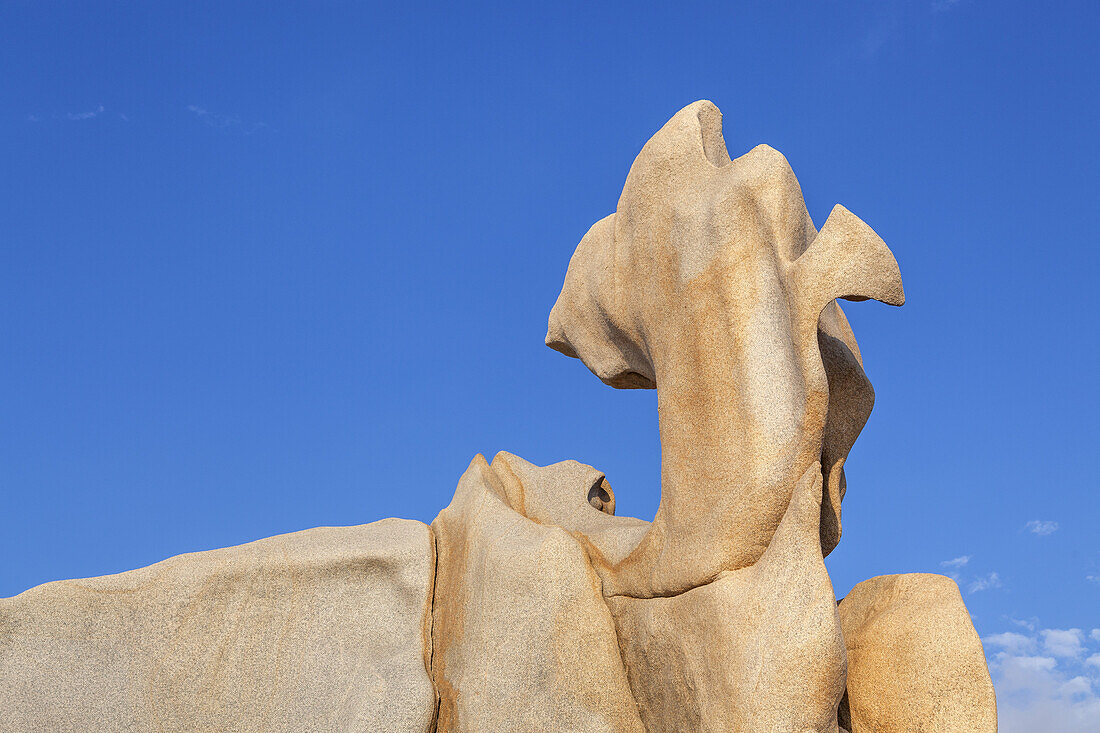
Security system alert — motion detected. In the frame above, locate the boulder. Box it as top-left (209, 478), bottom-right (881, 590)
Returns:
top-left (0, 519), bottom-right (437, 732)
top-left (837, 573), bottom-right (997, 732)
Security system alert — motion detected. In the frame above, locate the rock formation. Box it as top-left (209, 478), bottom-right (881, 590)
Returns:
top-left (0, 520), bottom-right (437, 731)
top-left (1, 101), bottom-right (996, 732)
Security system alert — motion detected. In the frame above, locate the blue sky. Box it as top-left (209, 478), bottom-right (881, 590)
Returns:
top-left (2, 1), bottom-right (1098, 727)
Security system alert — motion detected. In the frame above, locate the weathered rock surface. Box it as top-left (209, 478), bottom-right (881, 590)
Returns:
top-left (546, 100), bottom-right (904, 599)
top-left (0, 519), bottom-right (437, 733)
top-left (430, 454), bottom-right (644, 732)
top-left (1, 99), bottom-right (996, 733)
top-left (608, 465), bottom-right (846, 732)
top-left (492, 451), bottom-right (650, 566)
top-left (837, 573), bottom-right (997, 732)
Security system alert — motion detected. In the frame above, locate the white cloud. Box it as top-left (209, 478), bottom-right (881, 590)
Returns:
top-left (990, 625), bottom-right (1100, 732)
top-left (187, 104), bottom-right (267, 134)
top-left (1010, 617), bottom-right (1038, 632)
top-left (1088, 574), bottom-right (1100, 585)
top-left (1061, 676), bottom-right (1094, 696)
top-left (1043, 629), bottom-right (1085, 659)
top-left (994, 655), bottom-right (1100, 732)
top-left (986, 632), bottom-right (1037, 655)
top-left (1092, 629), bottom-right (1100, 643)
top-left (67, 104), bottom-right (105, 120)
top-left (969, 572), bottom-right (1002, 593)
top-left (1026, 520), bottom-right (1059, 536)
top-left (25, 106), bottom-right (123, 123)
top-left (941, 555), bottom-right (971, 569)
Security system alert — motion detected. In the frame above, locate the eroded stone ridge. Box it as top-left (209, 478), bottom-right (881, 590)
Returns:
top-left (1, 101), bottom-right (996, 732)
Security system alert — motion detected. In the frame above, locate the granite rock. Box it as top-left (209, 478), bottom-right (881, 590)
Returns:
top-left (837, 573), bottom-right (998, 732)
top-left (547, 100), bottom-right (904, 599)
top-left (0, 519), bottom-right (436, 733)
top-left (1, 99), bottom-right (996, 733)
top-left (608, 465), bottom-right (846, 732)
top-left (429, 454), bottom-right (644, 732)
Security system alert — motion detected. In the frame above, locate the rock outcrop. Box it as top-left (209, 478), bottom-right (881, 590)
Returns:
top-left (608, 465), bottom-right (846, 732)
top-left (545, 101), bottom-right (904, 600)
top-left (429, 454), bottom-right (644, 732)
top-left (837, 574), bottom-right (997, 732)
top-left (1, 100), bottom-right (996, 732)
top-left (0, 520), bottom-right (436, 732)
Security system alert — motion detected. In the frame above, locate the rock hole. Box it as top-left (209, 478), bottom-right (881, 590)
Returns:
top-left (587, 477), bottom-right (615, 515)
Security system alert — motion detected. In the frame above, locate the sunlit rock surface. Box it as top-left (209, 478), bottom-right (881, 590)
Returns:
top-left (1, 520), bottom-right (436, 732)
top-left (1, 101), bottom-right (994, 732)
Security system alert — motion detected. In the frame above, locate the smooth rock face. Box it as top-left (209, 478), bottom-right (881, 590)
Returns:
top-left (430, 454), bottom-right (644, 733)
top-left (491, 451), bottom-right (650, 566)
top-left (608, 465), bottom-right (846, 732)
top-left (0, 519), bottom-right (437, 733)
top-left (546, 100), bottom-right (904, 599)
top-left (837, 573), bottom-right (998, 732)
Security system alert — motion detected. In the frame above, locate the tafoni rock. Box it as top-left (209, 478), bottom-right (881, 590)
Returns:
top-left (1, 100), bottom-right (997, 732)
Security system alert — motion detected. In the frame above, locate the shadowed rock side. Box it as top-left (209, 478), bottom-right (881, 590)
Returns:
top-left (546, 100), bottom-right (904, 599)
top-left (837, 574), bottom-right (998, 732)
top-left (429, 454), bottom-right (645, 733)
top-left (0, 519), bottom-right (437, 733)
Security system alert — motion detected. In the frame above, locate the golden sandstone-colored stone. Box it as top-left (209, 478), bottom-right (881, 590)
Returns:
top-left (608, 465), bottom-right (846, 732)
top-left (546, 101), bottom-right (904, 600)
top-left (837, 573), bottom-right (997, 732)
top-left (1, 101), bottom-right (996, 731)
top-left (0, 520), bottom-right (436, 732)
top-left (429, 454), bottom-right (643, 732)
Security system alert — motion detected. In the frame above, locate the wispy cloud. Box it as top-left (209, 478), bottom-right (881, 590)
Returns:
top-left (969, 572), bottom-right (1002, 593)
top-left (932, 0), bottom-right (963, 13)
top-left (187, 105), bottom-right (268, 134)
top-left (986, 623), bottom-right (1100, 731)
top-left (25, 105), bottom-right (127, 123)
top-left (1026, 520), bottom-right (1060, 536)
top-left (67, 104), bottom-right (105, 120)
top-left (1087, 574), bottom-right (1099, 585)
top-left (861, 8), bottom-right (901, 60)
top-left (1010, 617), bottom-right (1039, 632)
top-left (940, 555), bottom-right (972, 580)
top-left (938, 554), bottom-right (1002, 592)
